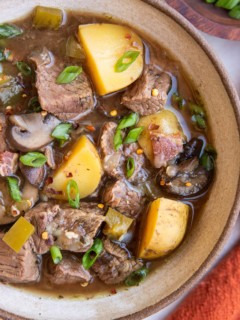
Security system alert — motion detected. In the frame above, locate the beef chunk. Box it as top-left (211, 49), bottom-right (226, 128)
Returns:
top-left (121, 65), bottom-right (171, 115)
top-left (19, 162), bottom-right (47, 188)
top-left (0, 233), bottom-right (40, 283)
top-left (0, 151), bottom-right (18, 177)
top-left (150, 128), bottom-right (183, 168)
top-left (93, 239), bottom-right (143, 284)
top-left (44, 253), bottom-right (92, 286)
top-left (100, 122), bottom-right (123, 178)
top-left (25, 202), bottom-right (105, 254)
top-left (0, 114), bottom-right (7, 153)
top-left (31, 49), bottom-right (94, 121)
top-left (99, 122), bottom-right (148, 183)
top-left (103, 180), bottom-right (145, 218)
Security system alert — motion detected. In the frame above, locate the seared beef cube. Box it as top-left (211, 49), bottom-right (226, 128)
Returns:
top-left (0, 151), bottom-right (18, 177)
top-left (99, 122), bottom-right (147, 183)
top-left (99, 122), bottom-right (123, 178)
top-left (0, 233), bottom-right (40, 283)
top-left (19, 162), bottom-right (47, 188)
top-left (44, 253), bottom-right (92, 286)
top-left (25, 202), bottom-right (105, 254)
top-left (0, 114), bottom-right (7, 153)
top-left (150, 129), bottom-right (183, 168)
top-left (121, 65), bottom-right (171, 115)
top-left (93, 239), bottom-right (143, 285)
top-left (31, 49), bottom-right (94, 121)
top-left (103, 180), bottom-right (145, 218)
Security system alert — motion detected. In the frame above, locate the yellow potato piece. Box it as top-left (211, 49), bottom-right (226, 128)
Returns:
top-left (78, 23), bottom-right (143, 95)
top-left (46, 135), bottom-right (102, 200)
top-left (138, 197), bottom-right (189, 259)
top-left (137, 110), bottom-right (184, 164)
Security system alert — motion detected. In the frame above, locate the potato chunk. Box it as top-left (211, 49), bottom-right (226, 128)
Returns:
top-left (137, 110), bottom-right (184, 164)
top-left (138, 197), bottom-right (189, 259)
top-left (78, 23), bottom-right (143, 95)
top-left (46, 135), bottom-right (102, 199)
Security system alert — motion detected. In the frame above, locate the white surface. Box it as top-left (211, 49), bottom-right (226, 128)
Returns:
top-left (147, 33), bottom-right (240, 320)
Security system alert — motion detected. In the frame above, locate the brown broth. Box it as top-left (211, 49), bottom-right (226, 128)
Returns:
top-left (1, 9), bottom-right (214, 298)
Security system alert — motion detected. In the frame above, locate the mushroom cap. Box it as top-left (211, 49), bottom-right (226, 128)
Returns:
top-left (8, 113), bottom-right (60, 152)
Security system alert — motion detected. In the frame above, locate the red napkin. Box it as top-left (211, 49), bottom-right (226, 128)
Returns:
top-left (167, 242), bottom-right (240, 320)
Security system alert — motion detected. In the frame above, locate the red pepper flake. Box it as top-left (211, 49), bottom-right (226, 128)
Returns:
top-left (86, 125), bottom-right (96, 132)
top-left (148, 123), bottom-right (159, 131)
top-left (125, 33), bottom-right (131, 40)
top-left (110, 288), bottom-right (117, 295)
top-left (45, 177), bottom-right (53, 185)
top-left (66, 172), bottom-right (73, 178)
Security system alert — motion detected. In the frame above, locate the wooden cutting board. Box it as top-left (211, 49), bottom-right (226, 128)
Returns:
top-left (167, 0), bottom-right (240, 40)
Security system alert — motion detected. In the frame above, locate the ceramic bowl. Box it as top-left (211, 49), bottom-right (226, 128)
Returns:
top-left (0, 1), bottom-right (239, 319)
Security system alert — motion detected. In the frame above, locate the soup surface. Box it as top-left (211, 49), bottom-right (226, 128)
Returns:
top-left (0, 7), bottom-right (216, 298)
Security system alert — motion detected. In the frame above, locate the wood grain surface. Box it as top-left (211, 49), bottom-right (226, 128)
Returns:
top-left (167, 0), bottom-right (240, 40)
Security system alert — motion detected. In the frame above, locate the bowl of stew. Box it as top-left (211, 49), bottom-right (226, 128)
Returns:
top-left (0, 0), bottom-right (239, 319)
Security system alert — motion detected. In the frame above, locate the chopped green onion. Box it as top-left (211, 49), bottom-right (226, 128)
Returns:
top-left (20, 152), bottom-right (47, 168)
top-left (82, 238), bottom-right (103, 270)
top-left (189, 103), bottom-right (206, 117)
top-left (56, 66), bottom-right (82, 84)
top-left (0, 48), bottom-right (11, 62)
top-left (200, 144), bottom-right (217, 171)
top-left (172, 92), bottom-right (184, 109)
top-left (0, 24), bottom-right (23, 39)
top-left (216, 0), bottom-right (239, 9)
top-left (125, 267), bottom-right (149, 286)
top-left (124, 127), bottom-right (144, 144)
top-left (126, 157), bottom-right (135, 178)
top-left (192, 115), bottom-right (207, 129)
top-left (115, 50), bottom-right (140, 73)
top-left (113, 129), bottom-right (123, 151)
top-left (229, 5), bottom-right (240, 19)
top-left (16, 61), bottom-right (32, 77)
top-left (66, 179), bottom-right (80, 209)
top-left (51, 123), bottom-right (72, 145)
top-left (117, 113), bottom-right (139, 130)
top-left (6, 177), bottom-right (22, 202)
top-left (50, 245), bottom-right (62, 264)
top-left (28, 96), bottom-right (42, 112)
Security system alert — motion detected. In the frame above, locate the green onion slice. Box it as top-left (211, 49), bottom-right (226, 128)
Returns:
top-left (0, 24), bottom-right (23, 39)
top-left (229, 5), bottom-right (240, 19)
top-left (0, 48), bottom-right (11, 62)
top-left (66, 179), bottom-right (80, 209)
top-left (51, 123), bottom-right (72, 145)
top-left (20, 152), bottom-right (47, 168)
top-left (192, 115), bottom-right (207, 130)
top-left (216, 0), bottom-right (239, 10)
top-left (28, 96), bottom-right (42, 112)
top-left (126, 157), bottom-right (135, 178)
top-left (172, 92), bottom-right (184, 109)
top-left (82, 238), bottom-right (103, 270)
top-left (113, 129), bottom-right (123, 151)
top-left (16, 61), bottom-right (32, 76)
top-left (125, 267), bottom-right (149, 286)
top-left (56, 66), bottom-right (82, 84)
top-left (124, 127), bottom-right (144, 144)
top-left (200, 144), bottom-right (217, 171)
top-left (117, 113), bottom-right (139, 130)
top-left (7, 177), bottom-right (22, 202)
top-left (115, 50), bottom-right (140, 73)
top-left (50, 245), bottom-right (62, 264)
top-left (189, 103), bottom-right (206, 117)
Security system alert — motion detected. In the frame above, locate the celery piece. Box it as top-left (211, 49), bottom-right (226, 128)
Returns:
top-left (2, 217), bottom-right (35, 253)
top-left (103, 207), bottom-right (133, 240)
top-left (33, 6), bottom-right (63, 30)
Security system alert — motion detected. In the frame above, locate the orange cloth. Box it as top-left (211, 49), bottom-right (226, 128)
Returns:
top-left (168, 242), bottom-right (240, 320)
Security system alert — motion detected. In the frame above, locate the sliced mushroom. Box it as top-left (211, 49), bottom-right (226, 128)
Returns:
top-left (19, 162), bottom-right (47, 188)
top-left (157, 157), bottom-right (212, 197)
top-left (8, 113), bottom-right (60, 151)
